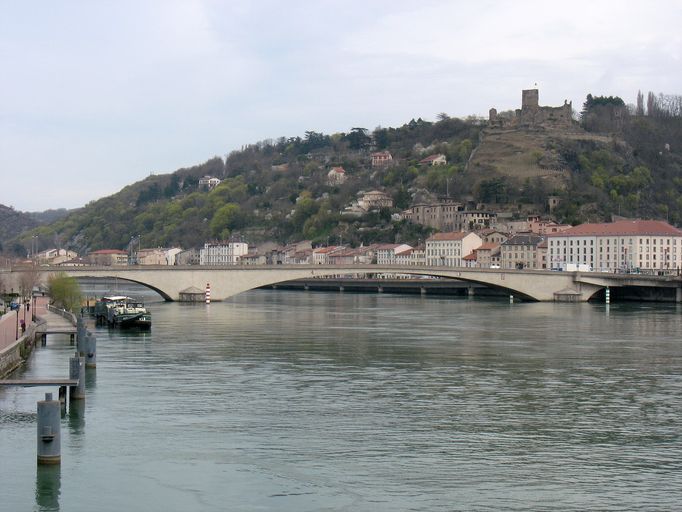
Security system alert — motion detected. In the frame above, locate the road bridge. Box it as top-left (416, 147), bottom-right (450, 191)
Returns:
top-left (8, 265), bottom-right (680, 303)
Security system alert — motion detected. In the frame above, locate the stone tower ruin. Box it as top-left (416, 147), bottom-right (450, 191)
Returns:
top-left (522, 89), bottom-right (539, 110)
top-left (488, 89), bottom-right (573, 129)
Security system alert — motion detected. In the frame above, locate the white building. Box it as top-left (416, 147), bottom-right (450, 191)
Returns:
top-left (546, 220), bottom-right (682, 272)
top-left (426, 232), bottom-right (483, 267)
top-left (375, 244), bottom-right (412, 265)
top-left (198, 176), bottom-right (222, 190)
top-left (200, 241), bottom-right (249, 265)
top-left (35, 248), bottom-right (78, 265)
top-left (312, 246), bottom-right (344, 265)
top-left (327, 167), bottom-right (347, 185)
top-left (358, 190), bottom-right (393, 211)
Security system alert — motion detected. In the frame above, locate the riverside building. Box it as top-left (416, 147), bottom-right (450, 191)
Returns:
top-left (199, 241), bottom-right (249, 265)
top-left (546, 220), bottom-right (682, 273)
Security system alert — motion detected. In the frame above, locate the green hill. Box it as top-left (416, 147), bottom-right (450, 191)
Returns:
top-left (5, 92), bottom-right (682, 256)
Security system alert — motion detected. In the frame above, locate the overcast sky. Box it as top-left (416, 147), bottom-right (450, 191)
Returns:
top-left (1, 0), bottom-right (680, 212)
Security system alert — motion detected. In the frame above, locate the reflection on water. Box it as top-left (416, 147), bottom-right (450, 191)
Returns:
top-left (35, 464), bottom-right (61, 511)
top-left (1, 291), bottom-right (682, 511)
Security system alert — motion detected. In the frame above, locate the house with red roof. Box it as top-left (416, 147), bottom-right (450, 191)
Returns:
top-left (546, 219), bottom-right (682, 272)
top-left (371, 151), bottom-right (393, 168)
top-left (419, 154), bottom-right (447, 166)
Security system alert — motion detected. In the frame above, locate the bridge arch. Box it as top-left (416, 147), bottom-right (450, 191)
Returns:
top-left (47, 265), bottom-right (593, 302)
top-left (26, 264), bottom-right (678, 303)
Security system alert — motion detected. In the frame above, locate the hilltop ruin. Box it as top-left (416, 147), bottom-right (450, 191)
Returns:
top-left (488, 89), bottom-right (573, 129)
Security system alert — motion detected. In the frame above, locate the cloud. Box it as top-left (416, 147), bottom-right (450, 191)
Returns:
top-left (1, 0), bottom-right (681, 211)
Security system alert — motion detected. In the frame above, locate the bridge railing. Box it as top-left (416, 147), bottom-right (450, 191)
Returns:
top-left (46, 305), bottom-right (77, 326)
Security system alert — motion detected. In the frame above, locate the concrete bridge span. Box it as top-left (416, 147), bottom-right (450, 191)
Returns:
top-left (17, 265), bottom-right (682, 303)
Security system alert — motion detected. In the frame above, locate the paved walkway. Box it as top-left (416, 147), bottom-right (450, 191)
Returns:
top-left (36, 310), bottom-right (77, 335)
top-left (0, 297), bottom-right (74, 351)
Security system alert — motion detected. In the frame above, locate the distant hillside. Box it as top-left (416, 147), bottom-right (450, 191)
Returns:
top-left (8, 91), bottom-right (682, 256)
top-left (28, 208), bottom-right (71, 225)
top-left (0, 204), bottom-right (39, 253)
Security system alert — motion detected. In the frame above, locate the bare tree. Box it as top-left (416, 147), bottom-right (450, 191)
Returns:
top-left (18, 268), bottom-right (41, 303)
top-left (636, 90), bottom-right (644, 116)
top-left (647, 91), bottom-right (657, 116)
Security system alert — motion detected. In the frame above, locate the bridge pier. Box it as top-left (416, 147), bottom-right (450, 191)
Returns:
top-left (677, 287), bottom-right (682, 303)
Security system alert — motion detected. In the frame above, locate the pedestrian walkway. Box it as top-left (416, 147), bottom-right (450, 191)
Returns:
top-left (0, 297), bottom-right (75, 351)
top-left (36, 310), bottom-right (77, 336)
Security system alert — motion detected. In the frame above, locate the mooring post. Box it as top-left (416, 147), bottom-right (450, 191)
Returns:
top-left (85, 333), bottom-right (97, 369)
top-left (41, 333), bottom-right (47, 347)
top-left (69, 354), bottom-right (85, 401)
top-left (468, 286), bottom-right (475, 297)
top-left (58, 386), bottom-right (67, 405)
top-left (76, 317), bottom-right (86, 355)
top-left (509, 294), bottom-right (514, 304)
top-left (605, 287), bottom-right (610, 304)
top-left (37, 393), bottom-right (61, 465)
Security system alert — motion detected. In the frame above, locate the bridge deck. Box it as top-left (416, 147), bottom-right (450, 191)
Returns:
top-left (0, 379), bottom-right (78, 387)
top-left (36, 310), bottom-right (77, 335)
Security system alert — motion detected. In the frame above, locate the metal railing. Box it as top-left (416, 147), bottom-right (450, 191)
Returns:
top-left (46, 305), bottom-right (77, 326)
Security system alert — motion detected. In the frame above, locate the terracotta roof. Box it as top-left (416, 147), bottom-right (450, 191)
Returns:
top-left (427, 232), bottom-right (470, 241)
top-left (314, 246), bottom-right (342, 254)
top-left (419, 154), bottom-right (445, 164)
top-left (90, 249), bottom-right (127, 255)
top-left (463, 252), bottom-right (477, 261)
top-left (476, 242), bottom-right (499, 251)
top-left (547, 220), bottom-right (682, 237)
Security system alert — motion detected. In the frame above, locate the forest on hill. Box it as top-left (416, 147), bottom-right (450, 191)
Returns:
top-left (4, 91), bottom-right (682, 257)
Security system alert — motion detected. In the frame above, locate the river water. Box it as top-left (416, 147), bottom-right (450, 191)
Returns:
top-left (1, 291), bottom-right (681, 511)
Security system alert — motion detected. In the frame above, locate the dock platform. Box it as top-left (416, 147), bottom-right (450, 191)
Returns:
top-left (0, 379), bottom-right (78, 387)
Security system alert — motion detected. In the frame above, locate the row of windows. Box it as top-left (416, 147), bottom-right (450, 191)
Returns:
top-left (550, 237), bottom-right (680, 246)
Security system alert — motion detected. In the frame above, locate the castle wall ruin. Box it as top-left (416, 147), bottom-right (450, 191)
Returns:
top-left (489, 89), bottom-right (573, 129)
